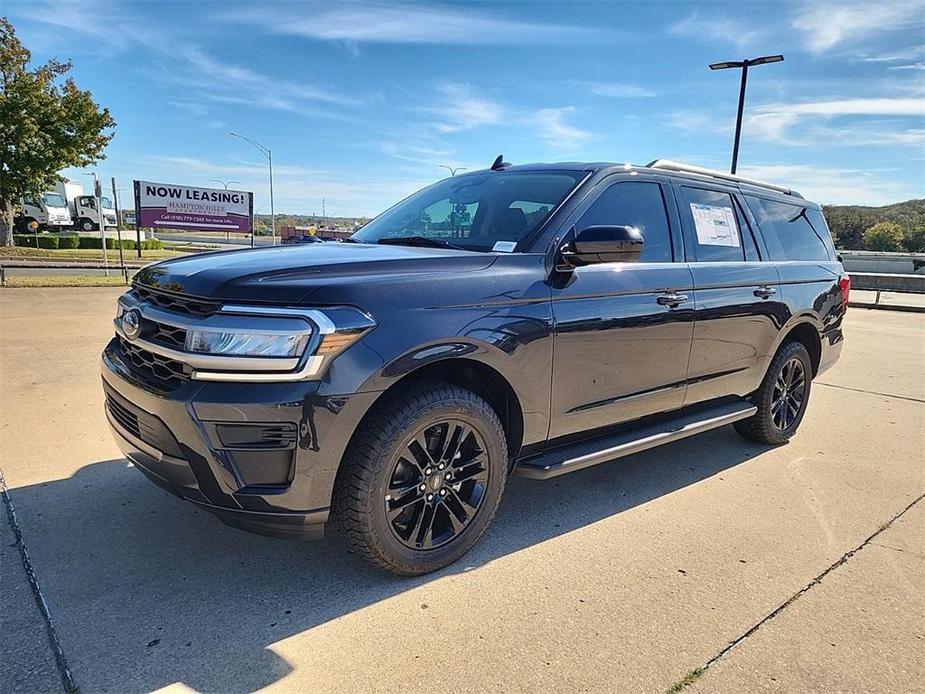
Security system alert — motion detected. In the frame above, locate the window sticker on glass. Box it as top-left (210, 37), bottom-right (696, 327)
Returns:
top-left (492, 240), bottom-right (517, 253)
top-left (690, 203), bottom-right (740, 247)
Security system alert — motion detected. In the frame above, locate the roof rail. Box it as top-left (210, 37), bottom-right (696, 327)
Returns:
top-left (645, 159), bottom-right (801, 198)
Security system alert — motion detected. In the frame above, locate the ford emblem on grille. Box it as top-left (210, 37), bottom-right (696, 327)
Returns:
top-left (122, 309), bottom-right (142, 340)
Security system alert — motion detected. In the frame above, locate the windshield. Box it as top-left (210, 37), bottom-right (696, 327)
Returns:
top-left (41, 193), bottom-right (68, 208)
top-left (352, 171), bottom-right (583, 251)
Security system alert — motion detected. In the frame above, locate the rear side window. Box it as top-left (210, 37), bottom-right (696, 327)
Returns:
top-left (578, 181), bottom-right (673, 262)
top-left (747, 197), bottom-right (832, 261)
top-left (678, 187), bottom-right (746, 262)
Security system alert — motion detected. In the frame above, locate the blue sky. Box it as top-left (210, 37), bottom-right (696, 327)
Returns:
top-left (7, 0), bottom-right (925, 215)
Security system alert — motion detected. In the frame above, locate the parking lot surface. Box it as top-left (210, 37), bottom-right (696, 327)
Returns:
top-left (1, 288), bottom-right (923, 693)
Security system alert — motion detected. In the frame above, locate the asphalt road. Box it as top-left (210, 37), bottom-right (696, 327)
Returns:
top-left (1, 289), bottom-right (922, 693)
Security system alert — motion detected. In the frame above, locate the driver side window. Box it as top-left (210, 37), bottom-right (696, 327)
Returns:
top-left (578, 181), bottom-right (674, 262)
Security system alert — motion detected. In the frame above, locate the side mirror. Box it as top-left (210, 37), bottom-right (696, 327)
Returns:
top-left (558, 225), bottom-right (644, 269)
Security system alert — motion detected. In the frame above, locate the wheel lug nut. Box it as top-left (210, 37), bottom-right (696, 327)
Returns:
top-left (425, 467), bottom-right (432, 475)
top-left (439, 489), bottom-right (447, 496)
top-left (426, 493), bottom-right (434, 502)
top-left (438, 463), bottom-right (445, 470)
top-left (419, 484), bottom-right (426, 492)
top-left (444, 472), bottom-right (452, 480)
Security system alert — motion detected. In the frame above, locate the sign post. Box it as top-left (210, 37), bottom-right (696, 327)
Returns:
top-left (133, 180), bottom-right (142, 258)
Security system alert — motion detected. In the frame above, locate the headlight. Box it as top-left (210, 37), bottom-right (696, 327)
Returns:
top-left (185, 329), bottom-right (310, 358)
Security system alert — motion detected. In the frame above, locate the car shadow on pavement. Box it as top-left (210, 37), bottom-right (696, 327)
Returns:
top-left (10, 426), bottom-right (771, 692)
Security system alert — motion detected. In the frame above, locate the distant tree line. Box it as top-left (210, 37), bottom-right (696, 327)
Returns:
top-left (823, 199), bottom-right (925, 252)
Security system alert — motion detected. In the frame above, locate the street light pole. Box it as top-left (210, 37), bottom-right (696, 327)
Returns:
top-left (210, 179), bottom-right (241, 190)
top-left (439, 164), bottom-right (466, 176)
top-left (230, 132), bottom-right (275, 245)
top-left (709, 54), bottom-right (784, 174)
top-left (85, 172), bottom-right (109, 276)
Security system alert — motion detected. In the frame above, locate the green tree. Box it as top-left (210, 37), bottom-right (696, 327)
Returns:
top-left (862, 222), bottom-right (906, 252)
top-left (903, 225), bottom-right (925, 253)
top-left (0, 17), bottom-right (115, 246)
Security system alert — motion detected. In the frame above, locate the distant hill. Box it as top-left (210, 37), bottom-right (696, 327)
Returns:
top-left (823, 199), bottom-right (925, 250)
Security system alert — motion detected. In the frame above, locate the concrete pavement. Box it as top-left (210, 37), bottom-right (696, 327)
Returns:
top-left (1, 289), bottom-right (922, 693)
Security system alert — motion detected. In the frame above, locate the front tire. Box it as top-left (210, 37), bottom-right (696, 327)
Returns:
top-left (80, 218), bottom-right (96, 231)
top-left (735, 340), bottom-right (813, 444)
top-left (334, 382), bottom-right (508, 576)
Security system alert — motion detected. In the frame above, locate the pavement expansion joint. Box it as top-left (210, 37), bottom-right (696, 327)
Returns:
top-left (1, 468), bottom-right (78, 693)
top-left (815, 381), bottom-right (925, 404)
top-left (665, 491), bottom-right (925, 693)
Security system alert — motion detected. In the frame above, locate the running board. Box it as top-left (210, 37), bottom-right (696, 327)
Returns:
top-left (515, 400), bottom-right (757, 480)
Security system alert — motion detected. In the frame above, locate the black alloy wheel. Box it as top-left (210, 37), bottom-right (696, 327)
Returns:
top-left (734, 339), bottom-right (813, 444)
top-left (771, 357), bottom-right (806, 431)
top-left (385, 420), bottom-right (489, 550)
top-left (334, 382), bottom-right (508, 576)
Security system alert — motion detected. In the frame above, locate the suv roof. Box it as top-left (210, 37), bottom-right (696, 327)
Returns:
top-left (462, 159), bottom-right (807, 202)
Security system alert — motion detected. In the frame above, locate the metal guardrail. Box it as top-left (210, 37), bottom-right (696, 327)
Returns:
top-left (847, 272), bottom-right (925, 312)
top-left (0, 261), bottom-right (139, 286)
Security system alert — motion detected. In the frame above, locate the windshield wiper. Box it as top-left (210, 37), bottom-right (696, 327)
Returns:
top-left (377, 236), bottom-right (467, 251)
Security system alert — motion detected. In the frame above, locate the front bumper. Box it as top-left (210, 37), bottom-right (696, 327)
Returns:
top-left (102, 338), bottom-right (380, 539)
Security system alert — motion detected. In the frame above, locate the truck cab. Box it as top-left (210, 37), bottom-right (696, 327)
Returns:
top-left (15, 191), bottom-right (72, 232)
top-left (72, 194), bottom-right (118, 232)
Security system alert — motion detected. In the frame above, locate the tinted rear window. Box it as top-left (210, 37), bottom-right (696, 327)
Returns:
top-left (747, 197), bottom-right (832, 261)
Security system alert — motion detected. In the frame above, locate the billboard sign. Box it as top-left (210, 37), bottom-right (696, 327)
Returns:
top-left (133, 180), bottom-right (253, 232)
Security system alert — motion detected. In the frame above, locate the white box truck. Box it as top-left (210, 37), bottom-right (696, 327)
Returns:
top-left (14, 190), bottom-right (73, 232)
top-left (56, 180), bottom-right (118, 231)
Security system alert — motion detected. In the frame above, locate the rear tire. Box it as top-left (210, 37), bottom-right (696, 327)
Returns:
top-left (735, 340), bottom-right (813, 444)
top-left (334, 381), bottom-right (508, 576)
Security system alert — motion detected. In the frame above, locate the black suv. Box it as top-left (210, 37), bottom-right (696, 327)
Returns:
top-left (102, 159), bottom-right (848, 575)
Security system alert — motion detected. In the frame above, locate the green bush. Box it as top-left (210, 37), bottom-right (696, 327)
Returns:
top-left (78, 236), bottom-right (102, 249)
top-left (56, 235), bottom-right (80, 249)
top-left (862, 222), bottom-right (906, 252)
top-left (13, 234), bottom-right (39, 247)
top-left (36, 236), bottom-right (59, 249)
top-left (140, 239), bottom-right (163, 250)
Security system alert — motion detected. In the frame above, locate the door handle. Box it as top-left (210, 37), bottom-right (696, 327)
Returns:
top-left (657, 292), bottom-right (689, 307)
top-left (754, 285), bottom-right (777, 299)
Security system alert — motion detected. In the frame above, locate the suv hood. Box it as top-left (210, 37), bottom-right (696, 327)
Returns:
top-left (133, 242), bottom-right (498, 302)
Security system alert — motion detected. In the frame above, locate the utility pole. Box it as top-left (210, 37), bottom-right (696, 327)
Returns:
top-left (709, 55), bottom-right (784, 174)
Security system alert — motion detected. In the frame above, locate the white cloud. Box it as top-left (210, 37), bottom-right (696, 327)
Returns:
top-left (759, 97), bottom-right (925, 117)
top-left (738, 164), bottom-right (919, 205)
top-left (857, 46), bottom-right (925, 63)
top-left (428, 83), bottom-right (505, 133)
top-left (584, 82), bottom-right (657, 98)
top-left (223, 3), bottom-right (598, 46)
top-left (792, 1), bottom-right (924, 54)
top-left (668, 11), bottom-right (764, 50)
top-left (532, 107), bottom-right (593, 149)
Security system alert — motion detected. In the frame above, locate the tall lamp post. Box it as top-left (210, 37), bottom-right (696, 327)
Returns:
top-left (230, 132), bottom-right (275, 245)
top-left (211, 179), bottom-right (241, 190)
top-left (439, 164), bottom-right (466, 176)
top-left (709, 54), bottom-right (784, 174)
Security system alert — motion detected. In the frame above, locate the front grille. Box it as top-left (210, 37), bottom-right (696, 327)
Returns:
top-left (149, 321), bottom-right (187, 350)
top-left (119, 337), bottom-right (190, 391)
top-left (131, 286), bottom-right (221, 317)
